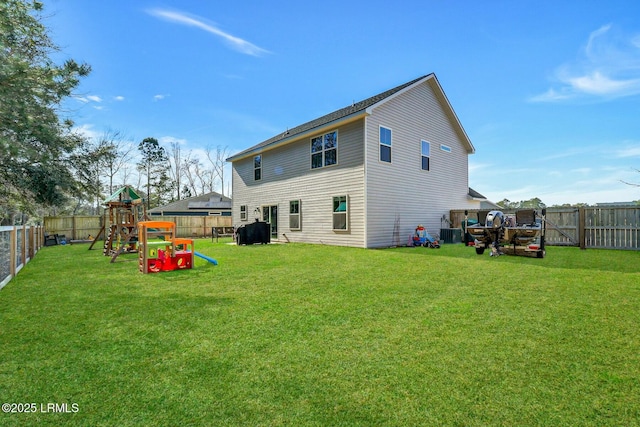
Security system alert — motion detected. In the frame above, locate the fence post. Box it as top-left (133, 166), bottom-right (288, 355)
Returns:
top-left (9, 227), bottom-right (16, 279)
top-left (578, 207), bottom-right (586, 250)
top-left (28, 226), bottom-right (34, 259)
top-left (22, 225), bottom-right (27, 263)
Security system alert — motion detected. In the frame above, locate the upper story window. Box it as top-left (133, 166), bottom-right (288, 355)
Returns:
top-left (440, 144), bottom-right (452, 153)
top-left (421, 140), bottom-right (430, 171)
top-left (254, 155), bottom-right (262, 181)
top-left (311, 131), bottom-right (338, 169)
top-left (380, 126), bottom-right (392, 163)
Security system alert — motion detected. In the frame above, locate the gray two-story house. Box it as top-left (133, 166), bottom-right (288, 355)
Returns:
top-left (227, 73), bottom-right (485, 248)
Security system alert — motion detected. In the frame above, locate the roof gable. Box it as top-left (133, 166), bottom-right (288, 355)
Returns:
top-left (228, 73), bottom-right (474, 162)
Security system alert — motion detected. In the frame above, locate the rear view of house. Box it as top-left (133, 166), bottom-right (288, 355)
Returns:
top-left (227, 73), bottom-right (485, 248)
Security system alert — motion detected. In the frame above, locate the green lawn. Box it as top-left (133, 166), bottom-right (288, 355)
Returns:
top-left (1, 241), bottom-right (639, 426)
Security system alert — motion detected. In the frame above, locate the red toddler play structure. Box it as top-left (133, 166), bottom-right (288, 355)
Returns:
top-left (137, 221), bottom-right (194, 274)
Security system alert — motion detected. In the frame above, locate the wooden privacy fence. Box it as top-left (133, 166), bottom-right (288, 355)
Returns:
top-left (450, 206), bottom-right (640, 250)
top-left (44, 215), bottom-right (233, 240)
top-left (0, 226), bottom-right (45, 290)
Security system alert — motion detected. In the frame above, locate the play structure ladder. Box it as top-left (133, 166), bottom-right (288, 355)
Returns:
top-left (103, 225), bottom-right (116, 255)
top-left (110, 227), bottom-right (137, 263)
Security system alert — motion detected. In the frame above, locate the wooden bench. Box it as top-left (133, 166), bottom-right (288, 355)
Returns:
top-left (212, 227), bottom-right (235, 242)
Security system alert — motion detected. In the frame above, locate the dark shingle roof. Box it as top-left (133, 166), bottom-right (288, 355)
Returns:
top-left (227, 74), bottom-right (432, 161)
top-left (148, 191), bottom-right (232, 213)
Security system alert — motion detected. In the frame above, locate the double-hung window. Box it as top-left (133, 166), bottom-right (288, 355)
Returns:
top-left (240, 205), bottom-right (247, 221)
top-left (421, 140), bottom-right (430, 171)
top-left (380, 126), bottom-right (392, 163)
top-left (289, 200), bottom-right (301, 230)
top-left (311, 131), bottom-right (338, 169)
top-left (254, 155), bottom-right (262, 180)
top-left (332, 196), bottom-right (348, 231)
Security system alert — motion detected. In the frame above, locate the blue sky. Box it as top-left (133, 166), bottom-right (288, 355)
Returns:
top-left (47, 0), bottom-right (640, 205)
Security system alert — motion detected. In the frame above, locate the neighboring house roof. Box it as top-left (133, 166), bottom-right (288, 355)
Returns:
top-left (468, 188), bottom-right (487, 200)
top-left (148, 192), bottom-right (232, 215)
top-left (468, 188), bottom-right (501, 209)
top-left (227, 73), bottom-right (474, 162)
top-left (103, 185), bottom-right (141, 204)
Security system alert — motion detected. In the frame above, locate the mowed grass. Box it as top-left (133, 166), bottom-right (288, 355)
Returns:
top-left (0, 240), bottom-right (639, 426)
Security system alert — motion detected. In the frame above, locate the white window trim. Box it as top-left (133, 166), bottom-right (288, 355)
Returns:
top-left (379, 125), bottom-right (392, 164)
top-left (440, 144), bottom-right (452, 153)
top-left (310, 130), bottom-right (339, 169)
top-left (332, 195), bottom-right (349, 231)
top-left (289, 200), bottom-right (301, 231)
top-left (240, 205), bottom-right (247, 221)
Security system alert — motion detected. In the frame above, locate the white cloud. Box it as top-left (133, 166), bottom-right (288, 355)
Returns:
top-left (153, 94), bottom-right (167, 101)
top-left (72, 124), bottom-right (100, 140)
top-left (74, 95), bottom-right (103, 104)
top-left (114, 96), bottom-right (125, 101)
top-left (159, 136), bottom-right (188, 146)
top-left (567, 71), bottom-right (640, 96)
top-left (148, 9), bottom-right (271, 57)
top-left (614, 145), bottom-right (640, 158)
top-left (528, 88), bottom-right (574, 102)
top-left (468, 162), bottom-right (491, 173)
top-left (531, 24), bottom-right (640, 102)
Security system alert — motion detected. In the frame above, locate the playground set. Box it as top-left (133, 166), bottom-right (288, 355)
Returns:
top-left (89, 186), bottom-right (147, 263)
top-left (137, 220), bottom-right (218, 274)
top-left (88, 186), bottom-right (218, 273)
top-left (137, 221), bottom-right (193, 273)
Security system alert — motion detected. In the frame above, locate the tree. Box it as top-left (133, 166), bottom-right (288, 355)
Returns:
top-left (100, 129), bottom-right (135, 195)
top-left (181, 152), bottom-right (205, 197)
top-left (206, 145), bottom-right (230, 196)
top-left (69, 137), bottom-right (116, 213)
top-left (497, 198), bottom-right (546, 210)
top-left (137, 137), bottom-right (169, 209)
top-left (167, 141), bottom-right (183, 201)
top-left (0, 0), bottom-right (91, 222)
top-left (622, 169), bottom-right (640, 188)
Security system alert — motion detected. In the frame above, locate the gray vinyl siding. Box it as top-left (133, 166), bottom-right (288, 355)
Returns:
top-left (231, 120), bottom-right (366, 247)
top-left (364, 80), bottom-right (477, 248)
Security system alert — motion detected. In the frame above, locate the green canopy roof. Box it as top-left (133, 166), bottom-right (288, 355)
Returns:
top-left (103, 185), bottom-right (142, 204)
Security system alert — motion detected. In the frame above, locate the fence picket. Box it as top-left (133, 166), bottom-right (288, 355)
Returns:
top-left (450, 206), bottom-right (640, 250)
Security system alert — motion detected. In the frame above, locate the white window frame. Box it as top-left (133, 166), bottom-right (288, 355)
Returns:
top-left (311, 130), bottom-right (338, 169)
top-left (421, 140), bottom-right (430, 171)
top-left (240, 205), bottom-right (247, 221)
top-left (379, 126), bottom-right (392, 163)
top-left (332, 195), bottom-right (348, 231)
top-left (440, 144), bottom-right (452, 153)
top-left (289, 200), bottom-right (301, 230)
